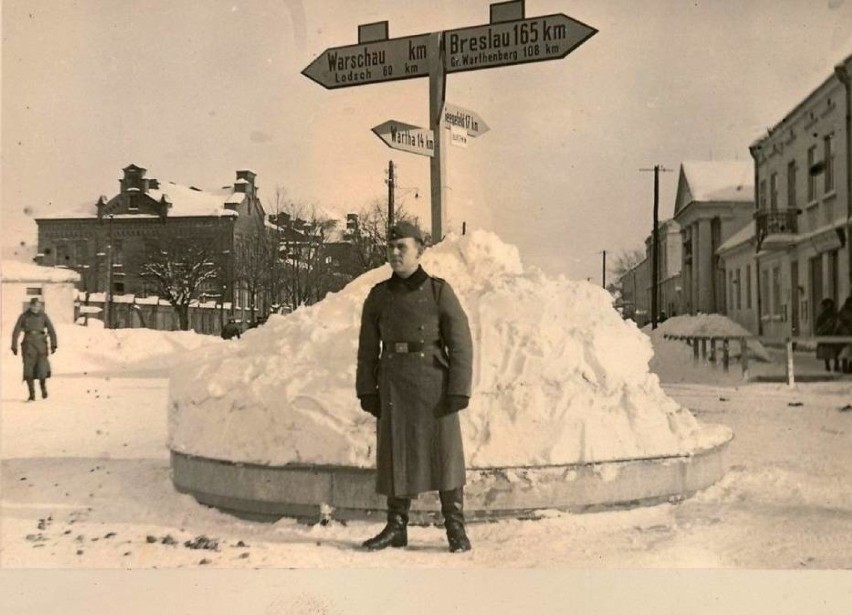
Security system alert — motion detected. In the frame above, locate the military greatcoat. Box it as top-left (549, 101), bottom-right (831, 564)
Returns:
top-left (356, 266), bottom-right (473, 497)
top-left (11, 309), bottom-right (57, 381)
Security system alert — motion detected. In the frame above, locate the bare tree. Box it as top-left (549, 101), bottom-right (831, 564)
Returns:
top-left (268, 195), bottom-right (341, 309)
top-left (349, 198), bottom-right (423, 272)
top-left (141, 235), bottom-right (221, 331)
top-left (233, 235), bottom-right (274, 322)
top-left (609, 248), bottom-right (646, 281)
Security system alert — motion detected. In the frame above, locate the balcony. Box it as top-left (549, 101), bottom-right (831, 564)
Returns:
top-left (755, 209), bottom-right (799, 251)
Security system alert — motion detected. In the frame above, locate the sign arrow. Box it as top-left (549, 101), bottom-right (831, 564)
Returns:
top-left (302, 33), bottom-right (433, 89)
top-left (444, 14), bottom-right (597, 74)
top-left (442, 102), bottom-right (490, 138)
top-left (372, 120), bottom-right (435, 157)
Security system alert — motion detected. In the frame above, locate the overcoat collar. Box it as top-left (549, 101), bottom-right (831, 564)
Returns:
top-left (390, 265), bottom-right (428, 291)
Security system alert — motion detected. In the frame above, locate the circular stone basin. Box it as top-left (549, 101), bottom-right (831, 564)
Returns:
top-left (170, 433), bottom-right (732, 523)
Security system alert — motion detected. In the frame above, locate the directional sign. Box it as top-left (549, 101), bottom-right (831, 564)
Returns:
top-left (302, 33), bottom-right (433, 89)
top-left (372, 120), bottom-right (435, 157)
top-left (443, 14), bottom-right (597, 74)
top-left (442, 102), bottom-right (490, 138)
top-left (450, 126), bottom-right (469, 148)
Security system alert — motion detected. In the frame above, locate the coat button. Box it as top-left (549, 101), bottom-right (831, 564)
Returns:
top-left (419, 352), bottom-right (425, 358)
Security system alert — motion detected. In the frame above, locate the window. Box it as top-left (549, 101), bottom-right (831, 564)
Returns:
top-left (770, 173), bottom-right (778, 211)
top-left (113, 281), bottom-right (125, 294)
top-left (55, 242), bottom-right (70, 264)
top-left (772, 267), bottom-right (782, 316)
top-left (728, 270), bottom-right (734, 311)
top-left (759, 179), bottom-right (767, 210)
top-left (112, 239), bottom-right (124, 265)
top-left (736, 268), bottom-right (742, 310)
top-left (807, 205), bottom-right (819, 231)
top-left (745, 265), bottom-right (752, 309)
top-left (807, 145), bottom-right (817, 201)
top-left (26, 287), bottom-right (42, 296)
top-left (824, 133), bottom-right (835, 192)
top-left (761, 269), bottom-right (770, 316)
top-left (787, 160), bottom-right (797, 209)
top-left (128, 194), bottom-right (139, 211)
top-left (824, 200), bottom-right (834, 225)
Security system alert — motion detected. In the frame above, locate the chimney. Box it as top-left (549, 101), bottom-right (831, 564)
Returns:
top-left (121, 164), bottom-right (147, 193)
top-left (235, 169), bottom-right (257, 197)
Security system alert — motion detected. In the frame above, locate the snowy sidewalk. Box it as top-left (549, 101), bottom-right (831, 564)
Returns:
top-left (3, 357), bottom-right (851, 568)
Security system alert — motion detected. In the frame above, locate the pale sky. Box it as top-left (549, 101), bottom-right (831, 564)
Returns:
top-left (2, 0), bottom-right (851, 281)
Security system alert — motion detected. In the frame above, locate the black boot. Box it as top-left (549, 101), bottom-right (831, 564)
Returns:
top-left (362, 496), bottom-right (410, 550)
top-left (39, 379), bottom-right (48, 399)
top-left (440, 488), bottom-right (471, 553)
top-left (25, 379), bottom-right (36, 402)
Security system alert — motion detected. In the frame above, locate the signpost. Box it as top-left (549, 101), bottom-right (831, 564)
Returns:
top-left (301, 32), bottom-right (433, 89)
top-left (302, 1), bottom-right (597, 240)
top-left (443, 14), bottom-right (597, 74)
top-left (372, 120), bottom-right (435, 157)
top-left (442, 102), bottom-right (490, 138)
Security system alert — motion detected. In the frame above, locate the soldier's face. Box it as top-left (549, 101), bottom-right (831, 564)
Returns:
top-left (30, 302), bottom-right (43, 313)
top-left (387, 238), bottom-right (421, 277)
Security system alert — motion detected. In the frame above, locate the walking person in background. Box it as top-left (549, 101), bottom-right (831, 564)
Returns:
top-left (815, 298), bottom-right (840, 372)
top-left (10, 298), bottom-right (58, 401)
top-left (220, 318), bottom-right (241, 340)
top-left (835, 296), bottom-right (852, 374)
top-left (356, 221), bottom-right (474, 553)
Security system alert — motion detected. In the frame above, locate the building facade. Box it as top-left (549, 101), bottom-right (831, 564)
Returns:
top-left (672, 161), bottom-right (755, 316)
top-left (35, 164), bottom-right (270, 330)
top-left (1, 261), bottom-right (81, 327)
top-left (748, 54), bottom-right (852, 338)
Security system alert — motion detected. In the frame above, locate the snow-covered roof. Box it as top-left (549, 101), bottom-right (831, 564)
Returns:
top-left (681, 161), bottom-right (753, 203)
top-left (716, 221), bottom-right (756, 254)
top-left (42, 181), bottom-right (241, 219)
top-left (1, 260), bottom-right (81, 283)
top-left (147, 182), bottom-right (239, 217)
top-left (225, 192), bottom-right (247, 205)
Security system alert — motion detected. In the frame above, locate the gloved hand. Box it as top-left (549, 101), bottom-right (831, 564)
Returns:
top-left (11, 346), bottom-right (17, 356)
top-left (435, 395), bottom-right (469, 418)
top-left (51, 347), bottom-right (57, 354)
top-left (359, 395), bottom-right (381, 419)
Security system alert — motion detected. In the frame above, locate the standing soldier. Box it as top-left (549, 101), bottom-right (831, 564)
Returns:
top-left (10, 298), bottom-right (58, 402)
top-left (356, 222), bottom-right (474, 553)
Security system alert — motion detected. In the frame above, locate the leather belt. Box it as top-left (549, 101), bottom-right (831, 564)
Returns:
top-left (384, 340), bottom-right (441, 353)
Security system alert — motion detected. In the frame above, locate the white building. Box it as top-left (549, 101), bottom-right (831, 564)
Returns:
top-left (1, 260), bottom-right (81, 326)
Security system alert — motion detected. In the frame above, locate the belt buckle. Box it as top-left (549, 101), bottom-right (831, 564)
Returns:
top-left (394, 342), bottom-right (408, 353)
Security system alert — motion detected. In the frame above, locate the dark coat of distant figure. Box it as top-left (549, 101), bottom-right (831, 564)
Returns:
top-left (11, 309), bottom-right (57, 381)
top-left (220, 321), bottom-right (241, 340)
top-left (815, 298), bottom-right (841, 361)
top-left (356, 267), bottom-right (473, 497)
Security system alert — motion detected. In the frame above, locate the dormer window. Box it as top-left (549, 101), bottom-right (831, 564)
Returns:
top-left (128, 194), bottom-right (139, 211)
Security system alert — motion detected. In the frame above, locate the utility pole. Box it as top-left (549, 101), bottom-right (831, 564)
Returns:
top-left (104, 214), bottom-right (114, 329)
top-left (640, 165), bottom-right (673, 329)
top-left (602, 250), bottom-right (607, 288)
top-left (387, 160), bottom-right (395, 234)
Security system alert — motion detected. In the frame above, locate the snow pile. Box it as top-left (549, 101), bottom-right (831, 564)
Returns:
top-left (646, 314), bottom-right (770, 361)
top-left (1, 324), bottom-right (222, 377)
top-left (168, 231), bottom-right (731, 469)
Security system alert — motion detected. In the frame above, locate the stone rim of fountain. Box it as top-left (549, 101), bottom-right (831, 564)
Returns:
top-left (170, 431), bottom-right (733, 524)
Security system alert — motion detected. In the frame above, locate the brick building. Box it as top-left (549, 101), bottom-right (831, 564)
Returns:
top-left (35, 164), bottom-right (270, 330)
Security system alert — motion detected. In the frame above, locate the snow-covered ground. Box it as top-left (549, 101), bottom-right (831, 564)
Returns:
top-left (2, 320), bottom-right (850, 568)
